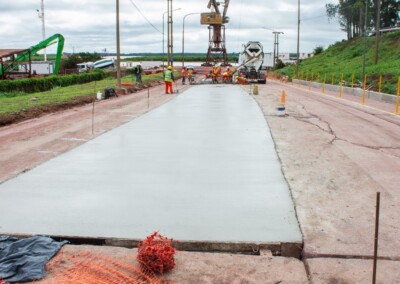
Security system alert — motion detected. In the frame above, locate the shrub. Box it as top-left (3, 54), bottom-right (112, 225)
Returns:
top-left (313, 46), bottom-right (324, 55)
top-left (0, 71), bottom-right (108, 94)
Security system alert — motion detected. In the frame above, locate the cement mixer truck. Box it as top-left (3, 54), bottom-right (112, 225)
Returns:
top-left (237, 41), bottom-right (267, 84)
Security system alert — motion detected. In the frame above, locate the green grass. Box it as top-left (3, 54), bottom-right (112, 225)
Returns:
top-left (0, 72), bottom-right (170, 115)
top-left (275, 30), bottom-right (400, 94)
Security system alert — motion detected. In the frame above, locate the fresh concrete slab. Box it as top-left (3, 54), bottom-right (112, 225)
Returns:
top-left (0, 85), bottom-right (301, 244)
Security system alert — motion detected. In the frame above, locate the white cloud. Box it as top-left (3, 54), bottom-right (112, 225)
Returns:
top-left (0, 0), bottom-right (344, 54)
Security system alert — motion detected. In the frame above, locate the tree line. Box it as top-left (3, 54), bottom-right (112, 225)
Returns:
top-left (326, 0), bottom-right (399, 39)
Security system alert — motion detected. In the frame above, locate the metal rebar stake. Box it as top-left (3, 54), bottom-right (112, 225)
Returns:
top-left (372, 192), bottom-right (380, 284)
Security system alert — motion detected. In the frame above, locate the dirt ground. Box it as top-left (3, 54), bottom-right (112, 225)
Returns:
top-left (1, 79), bottom-right (400, 283)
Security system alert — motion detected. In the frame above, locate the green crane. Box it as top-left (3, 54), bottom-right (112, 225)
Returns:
top-left (0, 33), bottom-right (64, 77)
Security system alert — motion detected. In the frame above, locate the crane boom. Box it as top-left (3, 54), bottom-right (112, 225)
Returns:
top-left (222, 0), bottom-right (230, 21)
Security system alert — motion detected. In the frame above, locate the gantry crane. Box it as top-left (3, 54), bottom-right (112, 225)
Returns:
top-left (200, 0), bottom-right (230, 66)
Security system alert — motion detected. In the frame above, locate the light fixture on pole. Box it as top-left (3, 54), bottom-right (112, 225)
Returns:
top-left (163, 8), bottom-right (181, 70)
top-left (182, 13), bottom-right (200, 68)
top-left (37, 0), bottom-right (46, 61)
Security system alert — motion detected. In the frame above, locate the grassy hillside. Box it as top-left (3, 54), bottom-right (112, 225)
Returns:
top-left (276, 30), bottom-right (400, 94)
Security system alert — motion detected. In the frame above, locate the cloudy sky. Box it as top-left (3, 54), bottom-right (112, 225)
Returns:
top-left (0, 0), bottom-right (344, 55)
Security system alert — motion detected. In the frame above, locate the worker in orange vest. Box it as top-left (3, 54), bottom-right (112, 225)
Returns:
top-left (211, 65), bottom-right (218, 83)
top-left (181, 67), bottom-right (186, 85)
top-left (222, 67), bottom-right (231, 83)
top-left (235, 76), bottom-right (248, 85)
top-left (187, 68), bottom-right (193, 84)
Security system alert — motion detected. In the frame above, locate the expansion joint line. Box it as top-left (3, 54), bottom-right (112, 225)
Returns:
top-left (303, 253), bottom-right (400, 262)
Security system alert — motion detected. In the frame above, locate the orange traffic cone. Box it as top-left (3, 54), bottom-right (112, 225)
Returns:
top-left (280, 90), bottom-right (286, 105)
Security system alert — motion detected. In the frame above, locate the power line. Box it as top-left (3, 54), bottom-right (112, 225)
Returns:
top-left (301, 14), bottom-right (326, 22)
top-left (128, 0), bottom-right (163, 34)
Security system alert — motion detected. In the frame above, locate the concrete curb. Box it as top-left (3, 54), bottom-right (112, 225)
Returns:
top-left (293, 79), bottom-right (398, 104)
top-left (1, 233), bottom-right (303, 259)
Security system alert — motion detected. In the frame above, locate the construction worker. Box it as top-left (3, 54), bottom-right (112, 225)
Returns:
top-left (222, 67), bottom-right (231, 83)
top-left (235, 76), bottom-right (248, 85)
top-left (164, 66), bottom-right (175, 94)
top-left (181, 67), bottom-right (186, 85)
top-left (132, 64), bottom-right (143, 85)
top-left (187, 68), bottom-right (193, 84)
top-left (211, 65), bottom-right (217, 83)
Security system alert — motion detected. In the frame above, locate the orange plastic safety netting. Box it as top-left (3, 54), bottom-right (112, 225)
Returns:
top-left (35, 247), bottom-right (170, 284)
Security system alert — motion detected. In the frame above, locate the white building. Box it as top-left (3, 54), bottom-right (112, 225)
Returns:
top-left (263, 52), bottom-right (313, 67)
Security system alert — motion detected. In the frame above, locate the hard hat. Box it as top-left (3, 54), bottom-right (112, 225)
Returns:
top-left (167, 66), bottom-right (172, 70)
top-left (236, 76), bottom-right (239, 79)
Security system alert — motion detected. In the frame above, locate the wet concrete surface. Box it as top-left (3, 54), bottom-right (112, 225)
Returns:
top-left (0, 85), bottom-right (301, 244)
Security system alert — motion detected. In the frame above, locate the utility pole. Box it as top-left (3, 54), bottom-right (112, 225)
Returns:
top-left (273, 31), bottom-right (283, 68)
top-left (37, 0), bottom-right (46, 61)
top-left (296, 0), bottom-right (300, 79)
top-left (167, 0), bottom-right (173, 66)
top-left (362, 0), bottom-right (368, 81)
top-left (374, 0), bottom-right (381, 65)
top-left (116, 0), bottom-right (121, 89)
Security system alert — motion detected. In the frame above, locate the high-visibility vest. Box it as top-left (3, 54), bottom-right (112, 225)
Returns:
top-left (164, 70), bottom-right (173, 82)
top-left (181, 69), bottom-right (186, 76)
top-left (188, 70), bottom-right (193, 76)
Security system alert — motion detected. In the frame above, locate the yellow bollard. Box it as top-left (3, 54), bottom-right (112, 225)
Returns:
top-left (395, 77), bottom-right (400, 114)
top-left (332, 73), bottom-right (335, 85)
top-left (340, 73), bottom-right (343, 98)
top-left (379, 74), bottom-right (382, 93)
top-left (311, 72), bottom-right (314, 81)
top-left (253, 85), bottom-right (259, 95)
top-left (322, 73), bottom-right (326, 93)
top-left (351, 74), bottom-right (354, 88)
top-left (362, 75), bottom-right (366, 105)
top-left (280, 90), bottom-right (286, 105)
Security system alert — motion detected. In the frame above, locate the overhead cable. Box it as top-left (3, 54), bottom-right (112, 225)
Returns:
top-left (128, 0), bottom-right (163, 34)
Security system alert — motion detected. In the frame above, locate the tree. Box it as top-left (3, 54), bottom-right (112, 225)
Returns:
top-left (325, 0), bottom-right (399, 39)
top-left (372, 0), bottom-right (400, 29)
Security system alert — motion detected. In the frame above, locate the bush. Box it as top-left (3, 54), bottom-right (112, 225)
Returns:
top-left (0, 70), bottom-right (108, 94)
top-left (313, 46), bottom-right (324, 55)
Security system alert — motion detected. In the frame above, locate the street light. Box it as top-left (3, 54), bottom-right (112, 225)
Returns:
top-left (182, 13), bottom-right (200, 68)
top-left (163, 8), bottom-right (181, 70)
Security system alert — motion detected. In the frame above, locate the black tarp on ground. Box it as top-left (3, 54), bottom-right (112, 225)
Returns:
top-left (0, 236), bottom-right (68, 283)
